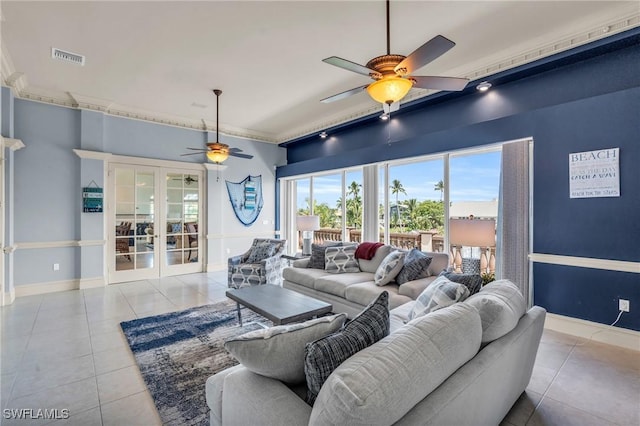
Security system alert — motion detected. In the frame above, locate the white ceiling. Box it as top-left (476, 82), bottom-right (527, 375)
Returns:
top-left (1, 1), bottom-right (638, 143)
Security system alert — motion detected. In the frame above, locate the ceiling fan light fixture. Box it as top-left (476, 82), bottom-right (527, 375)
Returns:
top-left (206, 142), bottom-right (229, 163)
top-left (366, 77), bottom-right (413, 104)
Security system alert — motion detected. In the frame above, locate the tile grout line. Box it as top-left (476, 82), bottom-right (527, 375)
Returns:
top-left (83, 288), bottom-right (105, 426)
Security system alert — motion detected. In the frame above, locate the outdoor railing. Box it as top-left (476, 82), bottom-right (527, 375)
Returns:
top-left (308, 227), bottom-right (495, 274)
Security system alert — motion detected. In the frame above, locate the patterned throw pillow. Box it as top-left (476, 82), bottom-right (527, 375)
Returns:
top-left (304, 291), bottom-right (390, 404)
top-left (409, 276), bottom-right (470, 320)
top-left (324, 245), bottom-right (359, 274)
top-left (246, 241), bottom-right (275, 263)
top-left (374, 250), bottom-right (405, 286)
top-left (396, 249), bottom-right (432, 284)
top-left (307, 242), bottom-right (342, 269)
top-left (439, 271), bottom-right (483, 295)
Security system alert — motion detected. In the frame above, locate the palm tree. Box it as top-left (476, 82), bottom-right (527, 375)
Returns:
top-left (405, 198), bottom-right (418, 230)
top-left (390, 179), bottom-right (407, 229)
top-left (434, 180), bottom-right (445, 201)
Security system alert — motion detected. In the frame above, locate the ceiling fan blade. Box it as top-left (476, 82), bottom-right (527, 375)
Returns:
top-left (411, 76), bottom-right (469, 91)
top-left (320, 85), bottom-right (369, 103)
top-left (395, 35), bottom-right (456, 75)
top-left (229, 147), bottom-right (243, 153)
top-left (180, 152), bottom-right (205, 156)
top-left (229, 152), bottom-right (253, 159)
top-left (323, 56), bottom-right (374, 76)
top-left (185, 147), bottom-right (209, 151)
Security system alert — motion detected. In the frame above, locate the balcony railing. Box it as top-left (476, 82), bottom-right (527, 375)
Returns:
top-left (308, 227), bottom-right (495, 274)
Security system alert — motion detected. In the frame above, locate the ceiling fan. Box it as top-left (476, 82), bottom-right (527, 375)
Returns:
top-left (321, 0), bottom-right (469, 106)
top-left (182, 89), bottom-right (253, 164)
top-left (170, 175), bottom-right (198, 185)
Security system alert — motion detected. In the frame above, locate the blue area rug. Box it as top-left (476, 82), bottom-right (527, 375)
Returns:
top-left (120, 300), bottom-right (265, 426)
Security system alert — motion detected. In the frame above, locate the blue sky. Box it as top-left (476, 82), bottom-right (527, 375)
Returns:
top-left (297, 150), bottom-right (501, 208)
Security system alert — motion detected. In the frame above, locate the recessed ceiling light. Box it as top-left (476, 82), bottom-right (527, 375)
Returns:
top-left (476, 81), bottom-right (492, 92)
top-left (380, 113), bottom-right (389, 120)
top-left (319, 131), bottom-right (328, 138)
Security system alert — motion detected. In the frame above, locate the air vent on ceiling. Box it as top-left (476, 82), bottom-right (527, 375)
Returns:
top-left (51, 48), bottom-right (85, 66)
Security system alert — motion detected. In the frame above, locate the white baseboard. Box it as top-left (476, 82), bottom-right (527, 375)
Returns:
top-left (207, 263), bottom-right (226, 272)
top-left (15, 279), bottom-right (79, 297)
top-left (544, 313), bottom-right (640, 351)
top-left (2, 289), bottom-right (16, 306)
top-left (79, 276), bottom-right (106, 289)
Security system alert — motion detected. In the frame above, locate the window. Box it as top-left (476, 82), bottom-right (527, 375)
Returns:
top-left (281, 145), bottom-right (502, 267)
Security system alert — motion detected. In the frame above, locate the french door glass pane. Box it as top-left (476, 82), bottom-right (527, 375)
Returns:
top-left (165, 173), bottom-right (200, 265)
top-left (115, 168), bottom-right (155, 272)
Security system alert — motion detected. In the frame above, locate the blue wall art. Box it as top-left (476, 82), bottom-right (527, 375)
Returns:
top-left (225, 175), bottom-right (264, 226)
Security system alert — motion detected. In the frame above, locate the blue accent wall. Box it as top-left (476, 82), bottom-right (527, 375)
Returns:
top-left (277, 31), bottom-right (640, 331)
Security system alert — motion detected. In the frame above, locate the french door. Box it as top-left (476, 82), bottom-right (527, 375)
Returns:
top-left (108, 163), bottom-right (203, 283)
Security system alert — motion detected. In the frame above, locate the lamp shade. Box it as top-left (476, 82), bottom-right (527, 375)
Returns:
top-left (206, 143), bottom-right (229, 163)
top-left (297, 215), bottom-right (320, 232)
top-left (366, 77), bottom-right (413, 104)
top-left (449, 218), bottom-right (496, 247)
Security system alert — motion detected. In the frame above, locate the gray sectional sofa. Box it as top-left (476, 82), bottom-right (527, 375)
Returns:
top-left (207, 280), bottom-right (547, 425)
top-left (282, 245), bottom-right (450, 318)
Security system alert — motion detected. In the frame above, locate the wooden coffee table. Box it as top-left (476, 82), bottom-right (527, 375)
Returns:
top-left (225, 285), bottom-right (333, 326)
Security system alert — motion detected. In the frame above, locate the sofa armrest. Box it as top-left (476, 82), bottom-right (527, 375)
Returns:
top-left (292, 258), bottom-right (310, 268)
top-left (222, 367), bottom-right (312, 425)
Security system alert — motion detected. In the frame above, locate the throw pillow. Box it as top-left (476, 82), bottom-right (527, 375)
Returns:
top-left (374, 250), bottom-right (405, 286)
top-left (324, 245), bottom-right (359, 274)
top-left (304, 291), bottom-right (390, 405)
top-left (439, 271), bottom-right (483, 295)
top-left (224, 313), bottom-right (347, 384)
top-left (396, 249), bottom-right (432, 284)
top-left (246, 241), bottom-right (275, 263)
top-left (464, 279), bottom-right (526, 343)
top-left (409, 276), bottom-right (470, 320)
top-left (307, 242), bottom-right (342, 269)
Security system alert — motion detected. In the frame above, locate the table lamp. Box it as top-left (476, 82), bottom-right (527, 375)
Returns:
top-left (297, 215), bottom-right (320, 256)
top-left (449, 218), bottom-right (496, 274)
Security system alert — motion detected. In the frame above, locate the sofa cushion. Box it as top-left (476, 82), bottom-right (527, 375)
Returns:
top-left (344, 282), bottom-right (411, 310)
top-left (308, 303), bottom-right (482, 426)
top-left (374, 250), bottom-right (405, 286)
top-left (314, 272), bottom-right (373, 298)
top-left (283, 267), bottom-right (330, 290)
top-left (396, 249), bottom-right (432, 284)
top-left (440, 270), bottom-right (483, 295)
top-left (358, 245), bottom-right (393, 273)
top-left (409, 275), bottom-right (470, 319)
top-left (224, 313), bottom-right (347, 384)
top-left (389, 301), bottom-right (416, 332)
top-left (304, 291), bottom-right (390, 405)
top-left (464, 279), bottom-right (526, 343)
top-left (397, 276), bottom-right (437, 299)
top-left (307, 242), bottom-right (342, 269)
top-left (324, 245), bottom-right (359, 274)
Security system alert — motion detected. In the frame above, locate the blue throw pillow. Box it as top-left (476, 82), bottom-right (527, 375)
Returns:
top-left (439, 271), bottom-right (483, 295)
top-left (396, 249), bottom-right (432, 284)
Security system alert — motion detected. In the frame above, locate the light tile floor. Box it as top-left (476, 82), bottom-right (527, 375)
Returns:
top-left (1, 271), bottom-right (638, 425)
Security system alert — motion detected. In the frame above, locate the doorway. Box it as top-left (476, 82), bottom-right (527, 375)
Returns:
top-left (108, 163), bottom-right (203, 283)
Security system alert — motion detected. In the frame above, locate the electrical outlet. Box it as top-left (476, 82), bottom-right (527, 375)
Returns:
top-left (619, 299), bottom-right (629, 312)
top-left (53, 263), bottom-right (60, 271)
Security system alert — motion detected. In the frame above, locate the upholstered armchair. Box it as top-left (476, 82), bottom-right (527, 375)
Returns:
top-left (228, 238), bottom-right (287, 288)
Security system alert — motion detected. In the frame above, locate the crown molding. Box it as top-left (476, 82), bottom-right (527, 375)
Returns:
top-left (4, 10), bottom-right (639, 145)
